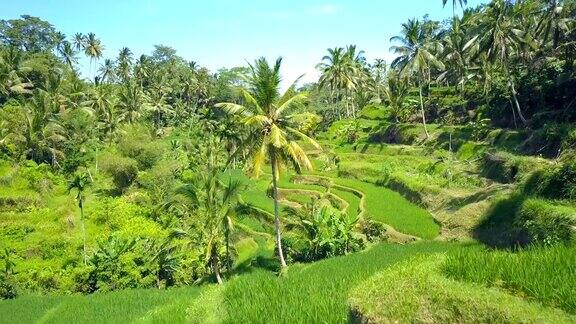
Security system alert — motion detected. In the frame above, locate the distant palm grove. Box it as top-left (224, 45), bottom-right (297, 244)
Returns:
top-left (1, 0), bottom-right (576, 323)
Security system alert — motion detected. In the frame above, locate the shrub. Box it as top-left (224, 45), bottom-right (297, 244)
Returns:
top-left (523, 160), bottom-right (576, 200)
top-left (475, 194), bottom-right (575, 247)
top-left (516, 198), bottom-right (575, 245)
top-left (358, 219), bottom-right (388, 242)
top-left (100, 154), bottom-right (139, 193)
top-left (0, 277), bottom-right (17, 299)
top-left (87, 236), bottom-right (155, 293)
top-left (282, 201), bottom-right (364, 262)
top-left (117, 128), bottom-right (164, 169)
top-left (359, 105), bottom-right (390, 120)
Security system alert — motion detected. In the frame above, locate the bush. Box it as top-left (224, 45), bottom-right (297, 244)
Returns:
top-left (359, 105), bottom-right (390, 120)
top-left (0, 277), bottom-right (17, 299)
top-left (87, 236), bottom-right (155, 293)
top-left (100, 154), bottom-right (139, 193)
top-left (117, 128), bottom-right (164, 169)
top-left (516, 198), bottom-right (575, 245)
top-left (358, 219), bottom-right (388, 242)
top-left (475, 193), bottom-right (575, 247)
top-left (281, 202), bottom-right (364, 263)
top-left (523, 160), bottom-right (576, 200)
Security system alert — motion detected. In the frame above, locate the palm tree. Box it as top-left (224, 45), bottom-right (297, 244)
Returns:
top-left (117, 47), bottom-right (133, 82)
top-left (0, 53), bottom-right (32, 98)
top-left (391, 18), bottom-right (445, 138)
top-left (317, 47), bottom-right (357, 118)
top-left (535, 0), bottom-right (572, 49)
top-left (11, 90), bottom-right (67, 165)
top-left (56, 40), bottom-right (78, 69)
top-left (477, 0), bottom-right (528, 125)
top-left (145, 87), bottom-right (174, 135)
top-left (216, 57), bottom-right (320, 268)
top-left (117, 81), bottom-right (145, 123)
top-left (73, 33), bottom-right (85, 52)
top-left (134, 55), bottom-right (150, 89)
top-left (384, 70), bottom-right (410, 123)
top-left (98, 59), bottom-right (115, 84)
top-left (439, 16), bottom-right (477, 92)
top-left (443, 0), bottom-right (467, 17)
top-left (68, 171), bottom-right (92, 265)
top-left (176, 138), bottom-right (242, 283)
top-left (84, 33), bottom-right (104, 81)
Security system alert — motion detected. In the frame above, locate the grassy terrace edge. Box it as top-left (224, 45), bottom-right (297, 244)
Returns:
top-left (348, 254), bottom-right (576, 323)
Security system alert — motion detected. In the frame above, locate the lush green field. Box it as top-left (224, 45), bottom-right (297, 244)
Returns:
top-left (0, 286), bottom-right (201, 324)
top-left (349, 254), bottom-right (576, 323)
top-left (0, 243), bottom-right (457, 323)
top-left (443, 243), bottom-right (576, 314)
top-left (331, 177), bottom-right (440, 239)
top-left (220, 242), bottom-right (456, 323)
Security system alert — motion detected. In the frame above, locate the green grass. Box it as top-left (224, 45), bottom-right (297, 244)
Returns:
top-left (221, 242), bottom-right (457, 323)
top-left (0, 243), bottom-right (457, 323)
top-left (349, 254), bottom-right (575, 323)
top-left (331, 177), bottom-right (440, 239)
top-left (0, 287), bottom-right (201, 324)
top-left (330, 188), bottom-right (360, 218)
top-left (443, 243), bottom-right (576, 314)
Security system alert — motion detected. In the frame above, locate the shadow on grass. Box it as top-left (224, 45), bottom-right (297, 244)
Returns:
top-left (472, 193), bottom-right (529, 249)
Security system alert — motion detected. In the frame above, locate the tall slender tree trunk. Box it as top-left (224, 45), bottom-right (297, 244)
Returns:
top-left (225, 225), bottom-right (231, 270)
top-left (505, 66), bottom-right (527, 126)
top-left (418, 82), bottom-right (430, 139)
top-left (211, 246), bottom-right (223, 284)
top-left (80, 200), bottom-right (87, 265)
top-left (508, 78), bottom-right (527, 126)
top-left (270, 153), bottom-right (287, 268)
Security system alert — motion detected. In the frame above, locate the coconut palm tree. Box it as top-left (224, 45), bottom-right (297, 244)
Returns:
top-left (134, 54), bottom-right (150, 89)
top-left (84, 33), bottom-right (104, 81)
top-left (317, 47), bottom-right (357, 118)
top-left (439, 16), bottom-right (477, 92)
top-left (391, 18), bottom-right (445, 138)
top-left (57, 41), bottom-right (78, 69)
top-left (384, 70), bottom-right (410, 123)
top-left (117, 81), bottom-right (145, 123)
top-left (0, 53), bottom-right (32, 98)
top-left (117, 47), bottom-right (133, 82)
top-left (73, 33), bottom-right (86, 52)
top-left (216, 57), bottom-right (321, 268)
top-left (68, 171), bottom-right (92, 265)
top-left (535, 0), bottom-right (573, 49)
top-left (443, 0), bottom-right (467, 17)
top-left (477, 0), bottom-right (529, 125)
top-left (22, 90), bottom-right (66, 165)
top-left (175, 138), bottom-right (242, 283)
top-left (98, 59), bottom-right (115, 84)
top-left (145, 87), bottom-right (174, 135)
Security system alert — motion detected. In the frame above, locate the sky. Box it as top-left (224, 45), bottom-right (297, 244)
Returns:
top-left (3, 0), bottom-right (487, 88)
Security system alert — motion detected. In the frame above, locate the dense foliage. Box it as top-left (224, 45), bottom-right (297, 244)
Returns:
top-left (0, 5), bottom-right (575, 323)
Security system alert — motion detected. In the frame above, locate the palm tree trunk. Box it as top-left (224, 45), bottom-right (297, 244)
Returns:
top-left (508, 77), bottom-right (527, 126)
top-left (211, 246), bottom-right (223, 285)
top-left (225, 225), bottom-right (231, 270)
top-left (418, 82), bottom-right (430, 138)
top-left (504, 65), bottom-right (527, 126)
top-left (270, 153), bottom-right (287, 268)
top-left (80, 200), bottom-right (87, 265)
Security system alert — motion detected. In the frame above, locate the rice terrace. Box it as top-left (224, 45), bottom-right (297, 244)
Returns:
top-left (0, 0), bottom-right (575, 323)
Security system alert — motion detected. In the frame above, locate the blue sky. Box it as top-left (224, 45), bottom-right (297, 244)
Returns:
top-left (3, 0), bottom-right (487, 87)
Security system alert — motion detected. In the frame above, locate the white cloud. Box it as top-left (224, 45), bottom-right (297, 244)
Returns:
top-left (306, 4), bottom-right (340, 16)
